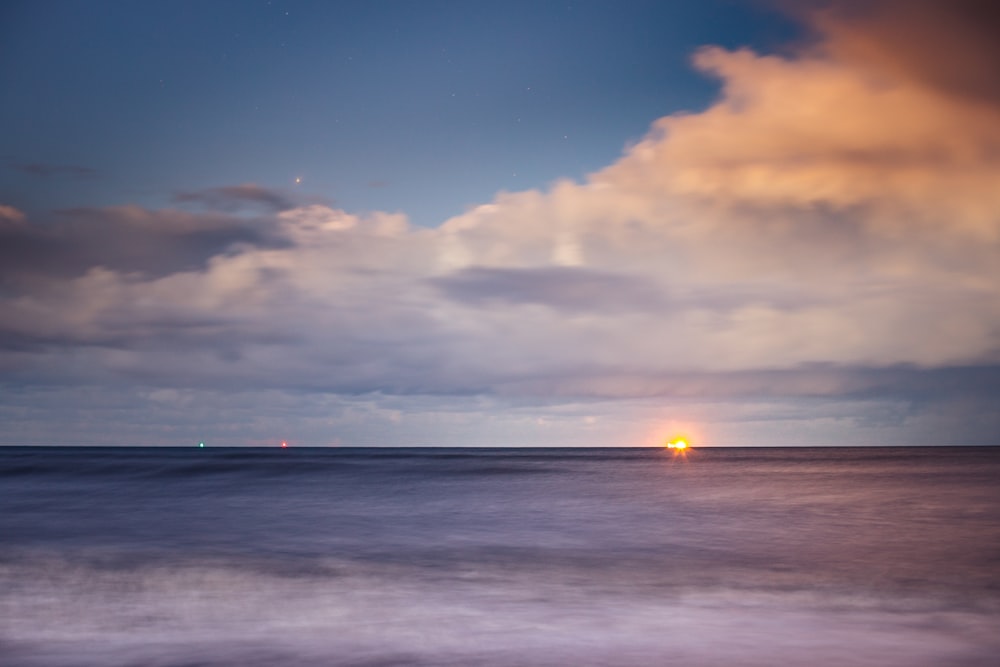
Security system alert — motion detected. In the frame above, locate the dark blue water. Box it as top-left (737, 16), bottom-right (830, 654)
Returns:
top-left (2, 446), bottom-right (999, 666)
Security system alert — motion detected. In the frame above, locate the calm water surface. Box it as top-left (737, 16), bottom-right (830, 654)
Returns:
top-left (1, 446), bottom-right (998, 666)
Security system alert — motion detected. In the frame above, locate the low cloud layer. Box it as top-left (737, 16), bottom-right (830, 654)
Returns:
top-left (0, 204), bottom-right (286, 285)
top-left (2, 2), bottom-right (998, 444)
top-left (173, 184), bottom-right (299, 213)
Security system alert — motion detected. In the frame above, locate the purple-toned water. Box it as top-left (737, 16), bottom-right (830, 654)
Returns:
top-left (2, 446), bottom-right (998, 666)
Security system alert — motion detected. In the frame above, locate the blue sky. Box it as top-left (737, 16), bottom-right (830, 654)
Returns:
top-left (1, 0), bottom-right (999, 446)
top-left (1, 1), bottom-right (795, 224)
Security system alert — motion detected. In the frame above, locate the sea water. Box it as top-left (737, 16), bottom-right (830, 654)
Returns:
top-left (1, 446), bottom-right (998, 666)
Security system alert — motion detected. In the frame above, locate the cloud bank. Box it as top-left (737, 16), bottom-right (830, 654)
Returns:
top-left (2, 2), bottom-right (999, 444)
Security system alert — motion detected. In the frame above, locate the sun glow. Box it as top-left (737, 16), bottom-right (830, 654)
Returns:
top-left (666, 438), bottom-right (689, 450)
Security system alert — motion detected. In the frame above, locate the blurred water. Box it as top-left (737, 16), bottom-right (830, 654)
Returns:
top-left (1, 446), bottom-right (998, 666)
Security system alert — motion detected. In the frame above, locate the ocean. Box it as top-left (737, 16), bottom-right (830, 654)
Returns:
top-left (1, 446), bottom-right (998, 666)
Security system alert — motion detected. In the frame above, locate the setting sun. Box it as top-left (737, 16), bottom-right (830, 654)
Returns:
top-left (666, 439), bottom-right (689, 450)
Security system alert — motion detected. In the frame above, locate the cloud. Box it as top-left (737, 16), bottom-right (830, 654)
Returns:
top-left (431, 266), bottom-right (667, 313)
top-left (173, 184), bottom-right (298, 212)
top-left (1, 3), bottom-right (999, 443)
top-left (806, 0), bottom-right (1000, 107)
top-left (0, 205), bottom-right (288, 288)
top-left (0, 204), bottom-right (25, 225)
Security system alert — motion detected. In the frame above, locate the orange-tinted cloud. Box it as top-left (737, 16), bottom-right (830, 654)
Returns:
top-left (807, 0), bottom-right (1000, 107)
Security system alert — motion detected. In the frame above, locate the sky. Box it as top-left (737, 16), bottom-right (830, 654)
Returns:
top-left (1, 0), bottom-right (998, 446)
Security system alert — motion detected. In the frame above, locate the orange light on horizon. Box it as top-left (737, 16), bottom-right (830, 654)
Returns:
top-left (281, 440), bottom-right (288, 448)
top-left (648, 419), bottom-right (703, 449)
top-left (666, 438), bottom-right (689, 450)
